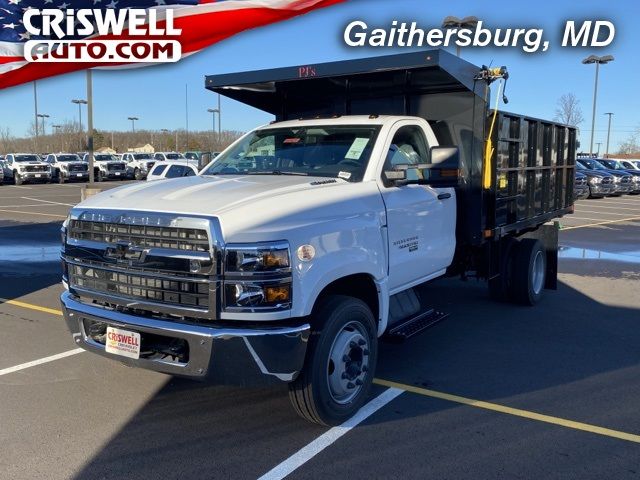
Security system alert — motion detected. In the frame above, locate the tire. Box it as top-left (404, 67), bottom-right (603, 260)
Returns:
top-left (58, 172), bottom-right (66, 184)
top-left (512, 239), bottom-right (546, 306)
top-left (96, 170), bottom-right (104, 182)
top-left (488, 238), bottom-right (518, 302)
top-left (14, 172), bottom-right (22, 186)
top-left (134, 168), bottom-right (143, 181)
top-left (288, 295), bottom-right (378, 426)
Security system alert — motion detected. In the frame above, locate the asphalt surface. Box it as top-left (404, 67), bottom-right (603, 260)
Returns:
top-left (0, 180), bottom-right (639, 479)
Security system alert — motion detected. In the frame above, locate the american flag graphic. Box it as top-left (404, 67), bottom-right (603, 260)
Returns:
top-left (0, 0), bottom-right (343, 89)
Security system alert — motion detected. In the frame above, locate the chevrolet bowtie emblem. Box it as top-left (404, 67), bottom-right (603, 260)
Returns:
top-left (105, 242), bottom-right (147, 263)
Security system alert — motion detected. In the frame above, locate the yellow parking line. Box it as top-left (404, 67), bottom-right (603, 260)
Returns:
top-left (374, 378), bottom-right (640, 444)
top-left (0, 208), bottom-right (67, 218)
top-left (562, 216), bottom-right (640, 230)
top-left (0, 297), bottom-right (62, 316)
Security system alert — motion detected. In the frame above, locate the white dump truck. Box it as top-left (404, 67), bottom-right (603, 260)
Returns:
top-left (61, 51), bottom-right (576, 425)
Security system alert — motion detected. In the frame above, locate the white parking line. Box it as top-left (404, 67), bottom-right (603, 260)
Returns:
top-left (6, 185), bottom-right (32, 190)
top-left (0, 208), bottom-right (67, 218)
top-left (576, 204), bottom-right (640, 212)
top-left (0, 348), bottom-right (84, 377)
top-left (258, 387), bottom-right (404, 480)
top-left (574, 210), bottom-right (636, 217)
top-left (22, 196), bottom-right (75, 207)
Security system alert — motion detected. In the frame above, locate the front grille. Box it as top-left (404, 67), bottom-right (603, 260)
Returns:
top-left (602, 177), bottom-right (613, 184)
top-left (24, 165), bottom-right (48, 172)
top-left (69, 163), bottom-right (88, 172)
top-left (68, 220), bottom-right (209, 251)
top-left (69, 263), bottom-right (210, 308)
top-left (575, 177), bottom-right (586, 186)
top-left (107, 163), bottom-right (125, 172)
top-left (621, 176), bottom-right (631, 184)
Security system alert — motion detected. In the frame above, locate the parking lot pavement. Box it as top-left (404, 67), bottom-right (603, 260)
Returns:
top-left (0, 180), bottom-right (135, 223)
top-left (0, 190), bottom-right (639, 479)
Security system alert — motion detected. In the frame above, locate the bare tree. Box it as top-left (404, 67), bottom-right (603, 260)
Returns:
top-left (617, 128), bottom-right (640, 155)
top-left (554, 93), bottom-right (585, 127)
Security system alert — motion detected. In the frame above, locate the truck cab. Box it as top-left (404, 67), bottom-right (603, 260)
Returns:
top-left (61, 50), bottom-right (574, 426)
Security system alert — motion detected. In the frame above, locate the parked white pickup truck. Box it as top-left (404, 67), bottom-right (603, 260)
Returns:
top-left (82, 153), bottom-right (128, 181)
top-left (61, 51), bottom-right (575, 425)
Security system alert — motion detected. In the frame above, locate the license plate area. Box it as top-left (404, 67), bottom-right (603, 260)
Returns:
top-left (106, 326), bottom-right (140, 359)
top-left (83, 319), bottom-right (189, 364)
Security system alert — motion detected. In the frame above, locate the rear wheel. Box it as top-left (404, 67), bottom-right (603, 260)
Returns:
top-left (288, 295), bottom-right (378, 426)
top-left (488, 238), bottom-right (518, 302)
top-left (512, 239), bottom-right (546, 305)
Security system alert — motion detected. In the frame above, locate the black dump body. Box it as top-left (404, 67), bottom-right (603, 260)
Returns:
top-left (206, 49), bottom-right (575, 248)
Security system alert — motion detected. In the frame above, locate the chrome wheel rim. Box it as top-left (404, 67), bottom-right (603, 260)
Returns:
top-left (326, 321), bottom-right (370, 404)
top-left (532, 250), bottom-right (545, 295)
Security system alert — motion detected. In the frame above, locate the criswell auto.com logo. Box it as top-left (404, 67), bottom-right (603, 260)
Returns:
top-left (22, 8), bottom-right (182, 63)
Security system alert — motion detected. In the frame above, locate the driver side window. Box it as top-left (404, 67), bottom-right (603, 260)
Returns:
top-left (382, 125), bottom-right (430, 187)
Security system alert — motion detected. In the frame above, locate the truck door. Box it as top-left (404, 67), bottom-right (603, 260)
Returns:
top-left (378, 122), bottom-right (456, 292)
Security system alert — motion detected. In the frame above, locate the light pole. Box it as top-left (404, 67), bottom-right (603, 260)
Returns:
top-left (442, 16), bottom-right (479, 57)
top-left (582, 54), bottom-right (614, 156)
top-left (604, 112), bottom-right (614, 157)
top-left (72, 98), bottom-right (87, 151)
top-left (128, 116), bottom-right (139, 133)
top-left (33, 81), bottom-right (39, 151)
top-left (52, 124), bottom-right (62, 152)
top-left (37, 113), bottom-right (49, 138)
top-left (595, 142), bottom-right (602, 157)
top-left (207, 108), bottom-right (219, 152)
top-left (161, 128), bottom-right (169, 151)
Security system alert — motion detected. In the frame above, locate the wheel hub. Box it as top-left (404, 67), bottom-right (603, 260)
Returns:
top-left (327, 322), bottom-right (370, 404)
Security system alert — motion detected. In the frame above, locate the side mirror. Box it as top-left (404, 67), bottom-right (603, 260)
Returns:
top-left (383, 146), bottom-right (460, 188)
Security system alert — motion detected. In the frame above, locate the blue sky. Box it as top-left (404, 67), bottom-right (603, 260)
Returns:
top-left (1, 0), bottom-right (638, 152)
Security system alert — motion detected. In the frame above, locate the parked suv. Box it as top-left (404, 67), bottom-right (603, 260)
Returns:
top-left (122, 153), bottom-right (155, 180)
top-left (153, 152), bottom-right (188, 162)
top-left (45, 153), bottom-right (89, 183)
top-left (575, 161), bottom-right (615, 198)
top-left (4, 153), bottom-right (52, 185)
top-left (577, 158), bottom-right (633, 196)
top-left (82, 153), bottom-right (128, 181)
top-left (574, 171), bottom-right (589, 200)
top-left (597, 159), bottom-right (640, 194)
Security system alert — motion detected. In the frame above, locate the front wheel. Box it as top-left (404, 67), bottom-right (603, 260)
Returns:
top-left (288, 295), bottom-right (378, 426)
top-left (134, 168), bottom-right (144, 181)
top-left (14, 172), bottom-right (22, 186)
top-left (58, 172), bottom-right (66, 184)
top-left (96, 170), bottom-right (104, 182)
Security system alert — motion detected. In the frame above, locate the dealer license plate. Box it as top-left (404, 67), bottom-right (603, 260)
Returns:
top-left (35, 173), bottom-right (41, 178)
top-left (115, 172), bottom-right (121, 176)
top-left (76, 173), bottom-right (83, 177)
top-left (105, 326), bottom-right (141, 359)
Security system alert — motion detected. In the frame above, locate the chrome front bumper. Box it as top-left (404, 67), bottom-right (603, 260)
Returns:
top-left (61, 291), bottom-right (310, 382)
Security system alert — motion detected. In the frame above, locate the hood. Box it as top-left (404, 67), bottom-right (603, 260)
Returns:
top-left (75, 174), bottom-right (381, 241)
top-left (581, 170), bottom-right (612, 178)
top-left (78, 174), bottom-right (350, 215)
top-left (604, 170), bottom-right (631, 178)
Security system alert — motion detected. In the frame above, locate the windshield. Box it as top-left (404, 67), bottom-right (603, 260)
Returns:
top-left (133, 154), bottom-right (152, 160)
top-left (94, 154), bottom-right (116, 161)
top-left (579, 159), bottom-right (608, 171)
top-left (57, 154), bottom-right (80, 162)
top-left (166, 153), bottom-right (185, 160)
top-left (184, 152), bottom-right (199, 160)
top-left (598, 159), bottom-right (625, 170)
top-left (15, 155), bottom-right (41, 162)
top-left (203, 125), bottom-right (381, 182)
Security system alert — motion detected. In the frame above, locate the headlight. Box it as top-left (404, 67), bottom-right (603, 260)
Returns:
top-left (588, 176), bottom-right (600, 184)
top-left (223, 241), bottom-right (291, 311)
top-left (225, 242), bottom-right (290, 273)
top-left (633, 176), bottom-right (640, 182)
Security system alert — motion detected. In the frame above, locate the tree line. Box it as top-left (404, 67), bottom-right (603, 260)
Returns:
top-left (0, 120), bottom-right (243, 154)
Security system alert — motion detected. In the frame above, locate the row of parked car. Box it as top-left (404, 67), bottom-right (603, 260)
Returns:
top-left (574, 158), bottom-right (640, 199)
top-left (0, 151), bottom-right (218, 185)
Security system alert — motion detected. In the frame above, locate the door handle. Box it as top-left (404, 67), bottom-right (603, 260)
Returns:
top-left (437, 193), bottom-right (452, 200)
